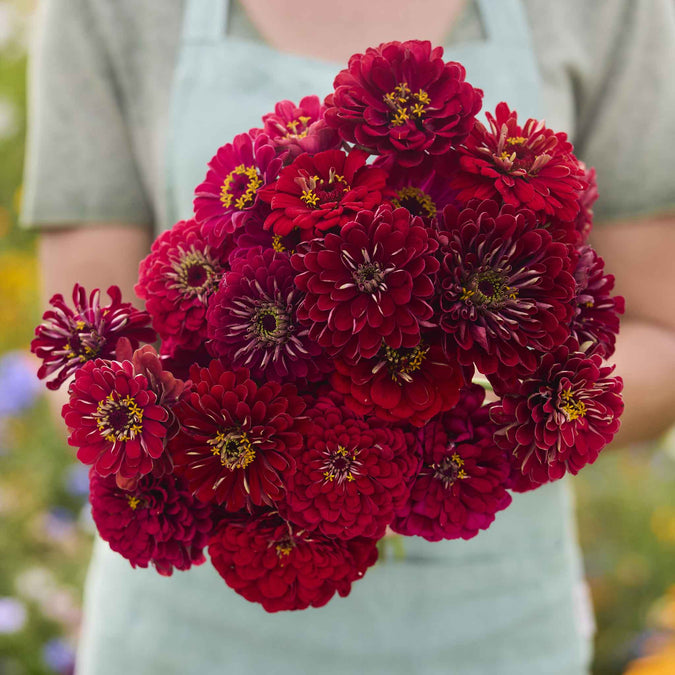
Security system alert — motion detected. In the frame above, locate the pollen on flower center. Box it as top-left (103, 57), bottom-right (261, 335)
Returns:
top-left (126, 494), bottom-right (142, 510)
top-left (383, 82), bottom-right (430, 127)
top-left (94, 393), bottom-right (144, 443)
top-left (208, 430), bottom-right (256, 470)
top-left (285, 115), bottom-right (312, 139)
top-left (432, 450), bottom-right (469, 489)
top-left (559, 388), bottom-right (587, 422)
top-left (251, 303), bottom-right (291, 344)
top-left (170, 248), bottom-right (219, 300)
top-left (321, 444), bottom-right (361, 485)
top-left (219, 164), bottom-right (263, 210)
top-left (461, 270), bottom-right (518, 308)
top-left (381, 343), bottom-right (429, 384)
top-left (298, 168), bottom-right (350, 208)
top-left (392, 186), bottom-right (437, 218)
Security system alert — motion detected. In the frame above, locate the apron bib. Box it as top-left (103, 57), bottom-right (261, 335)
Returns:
top-left (77, 2), bottom-right (591, 673)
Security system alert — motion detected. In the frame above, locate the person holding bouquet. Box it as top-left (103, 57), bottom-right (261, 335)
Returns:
top-left (22, 0), bottom-right (675, 673)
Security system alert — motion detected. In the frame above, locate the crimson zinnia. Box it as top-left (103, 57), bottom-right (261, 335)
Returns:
top-left (170, 362), bottom-right (306, 511)
top-left (135, 218), bottom-right (232, 357)
top-left (325, 40), bottom-right (482, 166)
top-left (63, 358), bottom-right (174, 483)
top-left (262, 148), bottom-right (387, 237)
top-left (292, 205), bottom-right (439, 362)
top-left (391, 385), bottom-right (511, 541)
top-left (206, 247), bottom-right (328, 382)
top-left (281, 395), bottom-right (418, 540)
top-left (490, 340), bottom-right (624, 484)
top-left (437, 200), bottom-right (576, 377)
top-left (89, 471), bottom-right (213, 576)
top-left (208, 512), bottom-right (378, 612)
top-left (450, 103), bottom-right (587, 223)
top-left (31, 285), bottom-right (155, 390)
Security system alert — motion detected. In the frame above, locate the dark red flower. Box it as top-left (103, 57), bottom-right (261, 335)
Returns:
top-left (208, 512), bottom-right (378, 612)
top-left (378, 154), bottom-right (459, 223)
top-left (333, 342), bottom-right (464, 427)
top-left (262, 149), bottom-right (387, 237)
top-left (63, 358), bottom-right (175, 482)
top-left (325, 40), bottom-right (482, 166)
top-left (292, 205), bottom-right (439, 362)
top-left (135, 219), bottom-right (232, 356)
top-left (438, 200), bottom-right (576, 377)
top-left (170, 362), bottom-right (306, 511)
top-left (194, 132), bottom-right (282, 237)
top-left (490, 340), bottom-right (624, 484)
top-left (31, 285), bottom-right (155, 390)
top-left (392, 385), bottom-right (511, 540)
top-left (450, 103), bottom-right (587, 222)
top-left (281, 396), bottom-right (419, 540)
top-left (89, 471), bottom-right (213, 576)
top-left (206, 247), bottom-right (328, 382)
top-left (571, 246), bottom-right (624, 358)
top-left (259, 95), bottom-right (341, 161)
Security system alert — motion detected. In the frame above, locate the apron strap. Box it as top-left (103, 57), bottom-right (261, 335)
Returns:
top-left (182, 0), bottom-right (229, 43)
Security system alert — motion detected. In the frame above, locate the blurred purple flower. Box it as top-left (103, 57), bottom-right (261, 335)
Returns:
top-left (43, 638), bottom-right (75, 674)
top-left (0, 351), bottom-right (41, 416)
top-left (43, 507), bottom-right (77, 542)
top-left (64, 464), bottom-right (90, 498)
top-left (0, 597), bottom-right (27, 634)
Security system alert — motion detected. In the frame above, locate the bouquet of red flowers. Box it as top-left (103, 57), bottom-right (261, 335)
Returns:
top-left (32, 40), bottom-right (624, 612)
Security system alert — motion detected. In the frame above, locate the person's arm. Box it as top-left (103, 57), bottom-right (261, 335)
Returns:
top-left (590, 215), bottom-right (675, 447)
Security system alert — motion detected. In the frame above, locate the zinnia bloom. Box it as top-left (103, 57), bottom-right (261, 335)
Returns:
top-left (281, 395), bottom-right (419, 540)
top-left (194, 132), bottom-right (282, 237)
top-left (259, 95), bottom-right (341, 160)
top-left (135, 218), bottom-right (232, 356)
top-left (62, 357), bottom-right (174, 482)
top-left (207, 247), bottom-right (328, 382)
top-left (325, 40), bottom-right (482, 166)
top-left (262, 149), bottom-right (387, 237)
top-left (490, 340), bottom-right (624, 484)
top-left (570, 246), bottom-right (624, 358)
top-left (438, 200), bottom-right (576, 377)
top-left (392, 385), bottom-right (511, 540)
top-left (170, 362), bottom-right (306, 511)
top-left (450, 103), bottom-right (587, 222)
top-left (208, 512), bottom-right (378, 612)
top-left (332, 342), bottom-right (464, 427)
top-left (292, 205), bottom-right (439, 362)
top-left (89, 471), bottom-right (213, 576)
top-left (31, 285), bottom-right (155, 390)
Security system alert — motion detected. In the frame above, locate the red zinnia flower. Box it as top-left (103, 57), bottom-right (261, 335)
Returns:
top-left (437, 200), bottom-right (576, 377)
top-left (325, 40), bottom-right (482, 166)
top-left (206, 247), bottom-right (328, 382)
top-left (332, 342), bottom-right (464, 427)
top-left (490, 340), bottom-right (624, 484)
top-left (281, 396), bottom-right (419, 540)
top-left (392, 385), bottom-right (511, 540)
top-left (170, 362), bottom-right (306, 511)
top-left (31, 284), bottom-right (155, 390)
top-left (63, 357), bottom-right (175, 482)
top-left (135, 219), bottom-right (232, 357)
top-left (194, 132), bottom-right (282, 237)
top-left (262, 149), bottom-right (387, 237)
top-left (292, 205), bottom-right (439, 362)
top-left (571, 246), bottom-right (624, 358)
top-left (450, 103), bottom-right (587, 222)
top-left (259, 95), bottom-right (341, 161)
top-left (208, 512), bottom-right (378, 612)
top-left (89, 471), bottom-right (213, 576)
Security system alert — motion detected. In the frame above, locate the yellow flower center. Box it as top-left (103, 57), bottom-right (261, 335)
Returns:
top-left (219, 164), bottom-right (262, 210)
top-left (285, 115), bottom-right (312, 139)
top-left (321, 445), bottom-right (360, 485)
top-left (298, 169), bottom-right (350, 208)
top-left (126, 495), bottom-right (141, 510)
top-left (383, 343), bottom-right (429, 384)
top-left (432, 451), bottom-right (469, 489)
top-left (383, 83), bottom-right (430, 127)
top-left (208, 430), bottom-right (256, 470)
top-left (560, 389), bottom-right (587, 422)
top-left (94, 393), bottom-right (144, 443)
top-left (391, 186), bottom-right (437, 218)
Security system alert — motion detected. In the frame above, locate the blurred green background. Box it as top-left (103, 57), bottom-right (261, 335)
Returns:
top-left (0, 2), bottom-right (674, 673)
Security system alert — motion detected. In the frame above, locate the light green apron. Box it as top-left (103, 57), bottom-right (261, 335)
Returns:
top-left (76, 1), bottom-right (592, 672)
